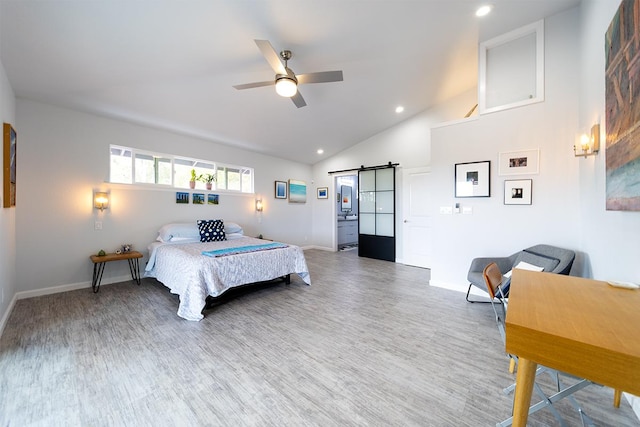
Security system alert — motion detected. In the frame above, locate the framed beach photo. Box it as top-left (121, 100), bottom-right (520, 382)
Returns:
top-left (454, 161), bottom-right (490, 197)
top-left (275, 181), bottom-right (287, 199)
top-left (207, 194), bottom-right (219, 205)
top-left (192, 193), bottom-right (205, 204)
top-left (317, 187), bottom-right (328, 199)
top-left (498, 148), bottom-right (539, 175)
top-left (504, 179), bottom-right (532, 205)
top-left (176, 192), bottom-right (189, 204)
top-left (288, 179), bottom-right (307, 203)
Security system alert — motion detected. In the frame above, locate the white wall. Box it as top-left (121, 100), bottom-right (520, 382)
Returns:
top-left (0, 57), bottom-right (17, 332)
top-left (15, 99), bottom-right (312, 293)
top-left (429, 9), bottom-right (583, 290)
top-left (311, 88), bottom-right (477, 253)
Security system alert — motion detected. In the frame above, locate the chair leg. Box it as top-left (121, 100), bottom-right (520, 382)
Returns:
top-left (465, 283), bottom-right (492, 303)
top-left (614, 389), bottom-right (622, 408)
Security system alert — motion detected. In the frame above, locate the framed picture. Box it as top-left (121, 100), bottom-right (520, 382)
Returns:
top-left (275, 181), bottom-right (287, 199)
top-left (317, 187), bottom-right (328, 199)
top-left (454, 161), bottom-right (490, 197)
top-left (498, 148), bottom-right (539, 175)
top-left (192, 193), bottom-right (205, 204)
top-left (504, 179), bottom-right (532, 205)
top-left (207, 194), bottom-right (219, 205)
top-left (176, 192), bottom-right (189, 204)
top-left (3, 123), bottom-right (16, 208)
top-left (288, 179), bottom-right (306, 203)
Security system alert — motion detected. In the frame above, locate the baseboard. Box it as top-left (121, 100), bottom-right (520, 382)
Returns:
top-left (302, 245), bottom-right (333, 251)
top-left (14, 274), bottom-right (133, 300)
top-left (428, 279), bottom-right (484, 295)
top-left (0, 293), bottom-right (18, 339)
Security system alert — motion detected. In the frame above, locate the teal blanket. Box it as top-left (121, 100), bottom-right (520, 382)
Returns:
top-left (202, 242), bottom-right (288, 258)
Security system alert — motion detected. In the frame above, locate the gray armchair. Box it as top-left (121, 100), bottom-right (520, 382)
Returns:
top-left (466, 244), bottom-right (575, 303)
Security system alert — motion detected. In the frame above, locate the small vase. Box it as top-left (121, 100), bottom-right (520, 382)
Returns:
top-left (189, 181), bottom-right (195, 189)
top-left (206, 183), bottom-right (212, 190)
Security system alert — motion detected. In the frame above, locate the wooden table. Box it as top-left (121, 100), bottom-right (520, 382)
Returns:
top-left (90, 251), bottom-right (143, 293)
top-left (505, 269), bottom-right (640, 426)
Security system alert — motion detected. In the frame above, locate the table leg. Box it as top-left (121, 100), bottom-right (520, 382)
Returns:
top-left (614, 389), bottom-right (622, 408)
top-left (511, 357), bottom-right (537, 427)
top-left (92, 262), bottom-right (106, 293)
top-left (127, 258), bottom-right (141, 285)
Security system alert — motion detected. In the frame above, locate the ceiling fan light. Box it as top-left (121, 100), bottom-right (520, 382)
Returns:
top-left (275, 77), bottom-right (297, 97)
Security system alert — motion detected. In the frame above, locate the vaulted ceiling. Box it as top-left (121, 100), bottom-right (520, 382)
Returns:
top-left (0, 0), bottom-right (580, 164)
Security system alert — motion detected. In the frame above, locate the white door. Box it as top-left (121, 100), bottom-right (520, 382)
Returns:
top-left (402, 167), bottom-right (431, 268)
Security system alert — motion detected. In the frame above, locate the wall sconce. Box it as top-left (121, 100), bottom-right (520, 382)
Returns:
top-left (94, 190), bottom-right (110, 211)
top-left (255, 198), bottom-right (263, 212)
top-left (574, 124), bottom-right (600, 158)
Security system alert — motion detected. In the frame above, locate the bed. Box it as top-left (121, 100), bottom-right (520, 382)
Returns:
top-left (145, 220), bottom-right (311, 321)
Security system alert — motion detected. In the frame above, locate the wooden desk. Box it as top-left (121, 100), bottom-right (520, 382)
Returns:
top-left (505, 269), bottom-right (640, 427)
top-left (90, 251), bottom-right (143, 293)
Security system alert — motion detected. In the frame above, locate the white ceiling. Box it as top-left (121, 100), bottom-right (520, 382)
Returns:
top-left (0, 0), bottom-right (580, 165)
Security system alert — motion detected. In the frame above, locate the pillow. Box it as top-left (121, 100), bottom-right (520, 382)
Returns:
top-left (157, 223), bottom-right (199, 242)
top-left (224, 222), bottom-right (243, 234)
top-left (197, 219), bottom-right (226, 242)
top-left (512, 250), bottom-right (560, 273)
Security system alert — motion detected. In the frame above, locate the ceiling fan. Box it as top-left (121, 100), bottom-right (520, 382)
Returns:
top-left (233, 39), bottom-right (343, 108)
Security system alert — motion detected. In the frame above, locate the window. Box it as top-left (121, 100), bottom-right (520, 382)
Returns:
top-left (109, 145), bottom-right (254, 193)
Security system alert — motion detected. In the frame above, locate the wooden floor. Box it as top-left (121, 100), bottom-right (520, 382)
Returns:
top-left (0, 249), bottom-right (637, 426)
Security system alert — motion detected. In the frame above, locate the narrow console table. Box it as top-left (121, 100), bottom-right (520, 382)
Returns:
top-left (90, 251), bottom-right (143, 293)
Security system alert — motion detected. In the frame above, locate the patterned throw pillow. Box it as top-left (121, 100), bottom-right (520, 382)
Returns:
top-left (197, 219), bottom-right (226, 242)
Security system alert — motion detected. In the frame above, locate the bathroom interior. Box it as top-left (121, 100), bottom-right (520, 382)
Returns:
top-left (336, 175), bottom-right (358, 250)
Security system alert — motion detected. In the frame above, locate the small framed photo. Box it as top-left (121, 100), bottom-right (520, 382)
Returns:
top-left (275, 181), bottom-right (287, 199)
top-left (192, 193), bottom-right (205, 204)
top-left (207, 194), bottom-right (219, 205)
top-left (454, 161), bottom-right (490, 197)
top-left (498, 149), bottom-right (539, 175)
top-left (176, 192), bottom-right (189, 204)
top-left (504, 179), bottom-right (532, 205)
top-left (317, 187), bottom-right (328, 199)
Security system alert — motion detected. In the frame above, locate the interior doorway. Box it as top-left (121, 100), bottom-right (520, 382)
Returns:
top-left (335, 175), bottom-right (358, 252)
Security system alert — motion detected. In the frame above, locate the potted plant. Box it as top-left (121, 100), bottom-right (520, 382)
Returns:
top-left (198, 173), bottom-right (216, 190)
top-left (189, 169), bottom-right (196, 189)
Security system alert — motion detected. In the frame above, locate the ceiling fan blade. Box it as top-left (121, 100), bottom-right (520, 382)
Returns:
top-left (296, 70), bottom-right (343, 85)
top-left (233, 81), bottom-right (275, 90)
top-left (254, 39), bottom-right (286, 75)
top-left (291, 91), bottom-right (307, 108)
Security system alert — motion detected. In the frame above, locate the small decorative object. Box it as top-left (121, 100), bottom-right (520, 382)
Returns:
top-left (454, 160), bottom-right (491, 198)
top-left (122, 244), bottom-right (132, 253)
top-left (317, 187), bottom-right (328, 199)
top-left (115, 249), bottom-right (122, 255)
top-left (198, 173), bottom-right (216, 191)
top-left (275, 181), bottom-right (287, 199)
top-left (258, 234), bottom-right (263, 239)
top-left (98, 249), bottom-right (106, 256)
top-left (189, 169), bottom-right (196, 189)
top-left (504, 179), bottom-right (532, 205)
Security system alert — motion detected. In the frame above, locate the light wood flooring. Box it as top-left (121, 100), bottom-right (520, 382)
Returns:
top-left (0, 249), bottom-right (637, 426)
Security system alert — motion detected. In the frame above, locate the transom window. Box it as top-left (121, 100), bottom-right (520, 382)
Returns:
top-left (109, 145), bottom-right (254, 193)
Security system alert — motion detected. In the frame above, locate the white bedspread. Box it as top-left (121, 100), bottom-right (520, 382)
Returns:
top-left (145, 237), bottom-right (311, 321)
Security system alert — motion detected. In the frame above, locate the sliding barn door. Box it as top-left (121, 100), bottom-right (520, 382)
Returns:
top-left (358, 167), bottom-right (395, 262)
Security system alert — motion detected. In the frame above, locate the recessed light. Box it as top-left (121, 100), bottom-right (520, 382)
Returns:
top-left (395, 106), bottom-right (404, 113)
top-left (317, 149), bottom-right (324, 155)
top-left (476, 5), bottom-right (493, 17)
